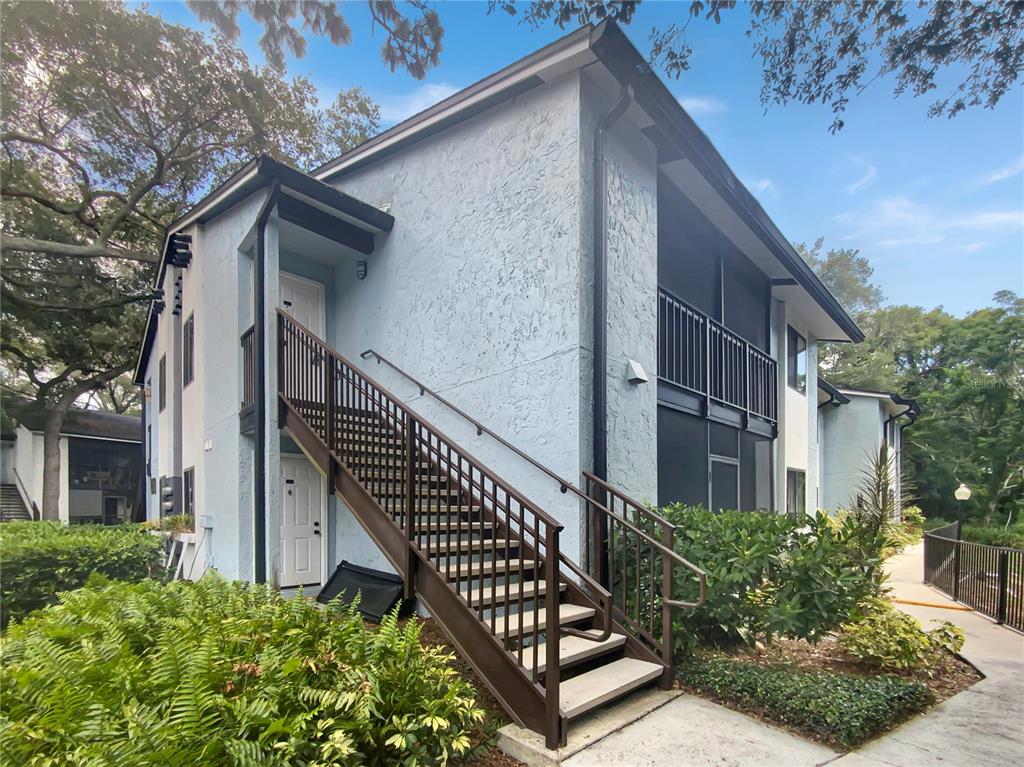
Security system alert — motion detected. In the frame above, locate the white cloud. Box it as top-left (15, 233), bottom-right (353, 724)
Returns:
top-left (959, 241), bottom-right (988, 253)
top-left (377, 82), bottom-right (460, 124)
top-left (975, 155), bottom-right (1024, 187)
top-left (677, 96), bottom-right (728, 116)
top-left (834, 195), bottom-right (1024, 251)
top-left (846, 163), bottom-right (878, 194)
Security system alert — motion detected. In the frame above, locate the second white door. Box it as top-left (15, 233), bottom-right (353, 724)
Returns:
top-left (279, 271), bottom-right (325, 337)
top-left (280, 456), bottom-right (323, 588)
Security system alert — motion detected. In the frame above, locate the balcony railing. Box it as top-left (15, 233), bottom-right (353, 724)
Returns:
top-left (657, 287), bottom-right (778, 424)
top-left (241, 324), bottom-right (256, 412)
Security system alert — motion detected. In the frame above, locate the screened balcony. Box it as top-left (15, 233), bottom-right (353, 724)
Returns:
top-left (657, 287), bottom-right (778, 430)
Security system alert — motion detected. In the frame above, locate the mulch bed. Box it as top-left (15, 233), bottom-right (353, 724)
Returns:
top-left (413, 617), bottom-right (526, 767)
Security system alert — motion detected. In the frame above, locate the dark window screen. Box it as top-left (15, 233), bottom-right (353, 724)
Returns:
top-left (723, 252), bottom-right (770, 350)
top-left (158, 355), bottom-right (167, 412)
top-left (740, 431), bottom-right (773, 511)
top-left (657, 407), bottom-right (708, 508)
top-left (709, 421), bottom-right (739, 458)
top-left (658, 181), bottom-right (718, 318)
top-left (711, 460), bottom-right (739, 512)
top-left (183, 314), bottom-right (194, 386)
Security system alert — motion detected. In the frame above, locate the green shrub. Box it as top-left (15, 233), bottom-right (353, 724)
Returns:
top-left (961, 521), bottom-right (1024, 549)
top-left (0, 574), bottom-right (484, 765)
top-left (680, 657), bottom-right (934, 748)
top-left (0, 521), bottom-right (163, 625)
top-left (838, 598), bottom-right (965, 671)
top-left (889, 506), bottom-right (925, 550)
top-left (661, 506), bottom-right (885, 655)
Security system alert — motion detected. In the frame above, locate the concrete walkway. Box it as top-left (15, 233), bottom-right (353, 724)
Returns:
top-left (827, 542), bottom-right (1024, 767)
top-left (561, 542), bottom-right (1024, 767)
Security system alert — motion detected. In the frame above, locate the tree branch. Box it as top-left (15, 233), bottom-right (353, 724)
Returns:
top-left (0, 234), bottom-right (158, 263)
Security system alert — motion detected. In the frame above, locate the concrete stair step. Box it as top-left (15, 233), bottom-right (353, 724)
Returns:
top-left (535, 632), bottom-right (628, 674)
top-left (460, 579), bottom-right (565, 608)
top-left (558, 658), bottom-right (664, 719)
top-left (441, 559), bottom-right (536, 580)
top-left (425, 537), bottom-right (514, 554)
top-left (492, 603), bottom-right (595, 639)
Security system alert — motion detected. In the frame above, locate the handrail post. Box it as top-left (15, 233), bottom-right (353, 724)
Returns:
top-left (403, 413), bottom-right (418, 600)
top-left (997, 549), bottom-right (1009, 625)
top-left (660, 520), bottom-right (674, 687)
top-left (544, 522), bottom-right (563, 749)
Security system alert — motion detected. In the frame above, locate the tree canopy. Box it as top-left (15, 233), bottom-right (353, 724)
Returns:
top-left (0, 0), bottom-right (381, 517)
top-left (491, 0), bottom-right (1024, 131)
top-left (803, 241), bottom-right (1023, 525)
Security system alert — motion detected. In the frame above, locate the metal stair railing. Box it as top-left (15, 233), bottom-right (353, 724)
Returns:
top-left (359, 348), bottom-right (707, 664)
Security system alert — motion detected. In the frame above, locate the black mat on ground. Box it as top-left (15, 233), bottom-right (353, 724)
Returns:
top-left (316, 560), bottom-right (404, 620)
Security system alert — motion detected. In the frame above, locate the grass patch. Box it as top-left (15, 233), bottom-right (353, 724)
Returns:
top-left (679, 657), bottom-right (934, 749)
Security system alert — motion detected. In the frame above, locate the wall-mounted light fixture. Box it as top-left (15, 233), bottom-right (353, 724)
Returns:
top-left (356, 260), bottom-right (367, 280)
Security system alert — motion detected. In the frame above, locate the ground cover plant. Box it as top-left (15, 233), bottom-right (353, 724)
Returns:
top-left (0, 574), bottom-right (484, 765)
top-left (0, 520), bottom-right (163, 626)
top-left (679, 657), bottom-right (934, 749)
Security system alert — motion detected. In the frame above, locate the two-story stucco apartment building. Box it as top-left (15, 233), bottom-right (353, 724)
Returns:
top-left (134, 22), bottom-right (866, 747)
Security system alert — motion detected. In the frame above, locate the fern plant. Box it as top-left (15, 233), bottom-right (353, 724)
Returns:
top-left (0, 574), bottom-right (483, 766)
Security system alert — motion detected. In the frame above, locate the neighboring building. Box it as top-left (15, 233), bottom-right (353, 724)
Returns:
top-left (817, 379), bottom-right (919, 514)
top-left (134, 21), bottom-right (863, 746)
top-left (1, 401), bottom-right (144, 524)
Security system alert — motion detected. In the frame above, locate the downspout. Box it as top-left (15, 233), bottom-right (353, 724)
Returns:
top-left (139, 382), bottom-right (147, 521)
top-left (592, 81), bottom-right (634, 481)
top-left (253, 180), bottom-right (281, 584)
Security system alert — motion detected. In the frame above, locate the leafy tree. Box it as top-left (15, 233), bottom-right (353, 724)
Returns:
top-left (491, 1), bottom-right (1024, 131)
top-left (188, 0), bottom-right (444, 77)
top-left (1, 0), bottom-right (380, 518)
top-left (797, 238), bottom-right (884, 318)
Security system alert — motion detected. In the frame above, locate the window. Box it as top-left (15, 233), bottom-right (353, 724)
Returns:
top-left (183, 467), bottom-right (195, 518)
top-left (787, 326), bottom-right (806, 393)
top-left (183, 313), bottom-right (194, 387)
top-left (158, 355), bottom-right (167, 412)
top-left (146, 425), bottom-right (152, 477)
top-left (786, 469), bottom-right (806, 516)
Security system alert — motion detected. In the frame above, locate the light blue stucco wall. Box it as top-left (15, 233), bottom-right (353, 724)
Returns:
top-left (195, 191), bottom-right (266, 581)
top-left (325, 72), bottom-right (592, 564)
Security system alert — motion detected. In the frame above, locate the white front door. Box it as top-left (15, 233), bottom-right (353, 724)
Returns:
top-left (279, 271), bottom-right (325, 338)
top-left (280, 456), bottom-right (324, 588)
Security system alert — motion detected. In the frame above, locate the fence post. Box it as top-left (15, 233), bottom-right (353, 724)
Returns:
top-left (997, 550), bottom-right (1009, 625)
top-left (403, 414), bottom-right (418, 600)
top-left (660, 520), bottom-right (674, 688)
top-left (952, 538), bottom-right (961, 602)
top-left (544, 523), bottom-right (563, 749)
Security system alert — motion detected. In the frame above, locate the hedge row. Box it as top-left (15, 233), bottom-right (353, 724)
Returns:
top-left (0, 521), bottom-right (163, 625)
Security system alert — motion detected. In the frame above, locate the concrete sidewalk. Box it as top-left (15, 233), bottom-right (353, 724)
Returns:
top-left (827, 542), bottom-right (1024, 767)
top-left (560, 542), bottom-right (1023, 767)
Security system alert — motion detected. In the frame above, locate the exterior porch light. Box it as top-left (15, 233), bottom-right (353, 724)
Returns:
top-left (356, 260), bottom-right (367, 280)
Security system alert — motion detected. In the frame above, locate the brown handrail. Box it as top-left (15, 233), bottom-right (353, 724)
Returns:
top-left (358, 348), bottom-right (707, 648)
top-left (280, 310), bottom-right (570, 745)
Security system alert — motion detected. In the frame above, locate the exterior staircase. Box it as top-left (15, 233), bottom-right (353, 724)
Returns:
top-left (274, 310), bottom-right (705, 748)
top-left (1, 483), bottom-right (32, 522)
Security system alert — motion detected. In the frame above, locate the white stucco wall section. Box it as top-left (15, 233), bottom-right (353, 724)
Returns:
top-left (582, 77), bottom-right (660, 505)
top-left (326, 72), bottom-right (591, 563)
top-left (820, 396), bottom-right (885, 511)
top-left (195, 191), bottom-right (266, 581)
top-left (12, 425), bottom-right (69, 522)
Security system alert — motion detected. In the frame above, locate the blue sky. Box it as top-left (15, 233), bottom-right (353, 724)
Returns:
top-left (153, 1), bottom-right (1024, 316)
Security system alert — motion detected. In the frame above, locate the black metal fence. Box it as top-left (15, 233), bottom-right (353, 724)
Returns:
top-left (924, 524), bottom-right (1024, 632)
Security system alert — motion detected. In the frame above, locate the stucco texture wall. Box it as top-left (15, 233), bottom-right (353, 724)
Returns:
top-left (579, 74), bottom-right (660, 504)
top-left (821, 396), bottom-right (884, 511)
top-left (326, 72), bottom-right (591, 562)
